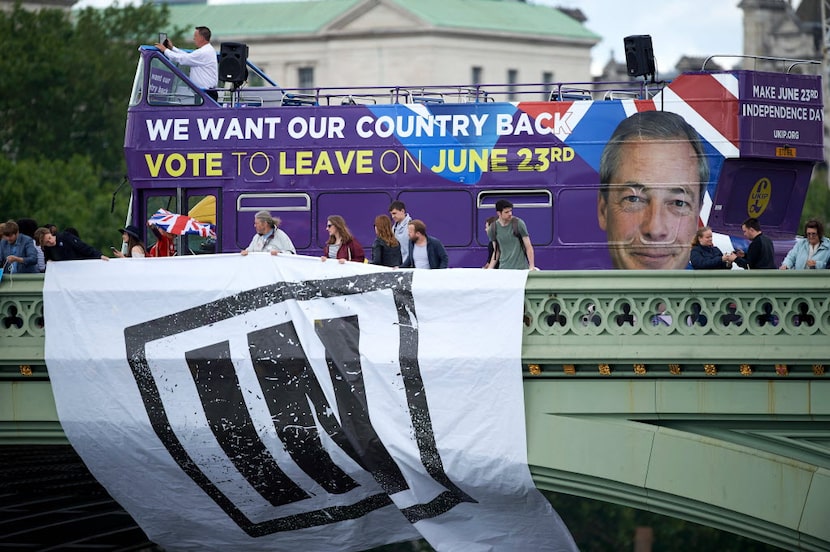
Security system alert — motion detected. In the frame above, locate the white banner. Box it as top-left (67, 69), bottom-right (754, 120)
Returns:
top-left (44, 254), bottom-right (576, 551)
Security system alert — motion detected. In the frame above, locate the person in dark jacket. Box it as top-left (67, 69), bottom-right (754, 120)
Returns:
top-left (734, 217), bottom-right (775, 269)
top-left (690, 226), bottom-right (736, 269)
top-left (39, 230), bottom-right (108, 262)
top-left (401, 219), bottom-right (449, 269)
top-left (370, 215), bottom-right (402, 267)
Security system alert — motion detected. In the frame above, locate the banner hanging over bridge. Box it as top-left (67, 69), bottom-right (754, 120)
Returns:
top-left (43, 254), bottom-right (576, 551)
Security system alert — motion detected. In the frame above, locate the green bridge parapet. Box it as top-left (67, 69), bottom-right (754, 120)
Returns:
top-left (5, 271), bottom-right (830, 379)
top-left (522, 270), bottom-right (830, 378)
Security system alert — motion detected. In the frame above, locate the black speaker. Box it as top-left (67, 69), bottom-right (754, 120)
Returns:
top-left (219, 42), bottom-right (249, 84)
top-left (624, 35), bottom-right (655, 78)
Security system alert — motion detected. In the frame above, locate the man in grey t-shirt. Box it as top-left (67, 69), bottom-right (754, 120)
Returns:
top-left (486, 199), bottom-right (536, 270)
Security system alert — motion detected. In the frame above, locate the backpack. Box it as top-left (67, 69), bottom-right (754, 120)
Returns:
top-left (489, 218), bottom-right (527, 262)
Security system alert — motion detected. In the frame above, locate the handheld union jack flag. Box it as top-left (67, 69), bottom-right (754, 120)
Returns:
top-left (147, 209), bottom-right (216, 238)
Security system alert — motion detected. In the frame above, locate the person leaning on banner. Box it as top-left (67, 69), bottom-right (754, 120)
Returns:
top-left (321, 215), bottom-right (365, 263)
top-left (38, 227), bottom-right (108, 262)
top-left (401, 219), bottom-right (449, 269)
top-left (779, 219), bottom-right (830, 270)
top-left (241, 210), bottom-right (296, 256)
top-left (112, 225), bottom-right (146, 258)
top-left (155, 26), bottom-right (219, 101)
top-left (485, 199), bottom-right (536, 270)
top-left (0, 220), bottom-right (39, 274)
top-left (370, 214), bottom-right (402, 268)
top-left (733, 217), bottom-right (776, 270)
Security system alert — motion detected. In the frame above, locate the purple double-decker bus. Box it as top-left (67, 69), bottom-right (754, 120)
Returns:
top-left (124, 46), bottom-right (823, 268)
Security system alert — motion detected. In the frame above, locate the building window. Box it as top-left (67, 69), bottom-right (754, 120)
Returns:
top-left (542, 71), bottom-right (554, 100)
top-left (298, 66), bottom-right (314, 90)
top-left (507, 69), bottom-right (518, 101)
top-left (471, 66), bottom-right (482, 86)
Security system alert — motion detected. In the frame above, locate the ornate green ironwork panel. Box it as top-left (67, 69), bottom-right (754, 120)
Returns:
top-left (0, 274), bottom-right (45, 379)
top-left (523, 270), bottom-right (830, 378)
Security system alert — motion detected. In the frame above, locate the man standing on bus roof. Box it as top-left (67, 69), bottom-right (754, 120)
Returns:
top-left (486, 200), bottom-right (536, 270)
top-left (598, 110), bottom-right (708, 270)
top-left (389, 201), bottom-right (412, 265)
top-left (155, 26), bottom-right (219, 100)
top-left (241, 210), bottom-right (296, 256)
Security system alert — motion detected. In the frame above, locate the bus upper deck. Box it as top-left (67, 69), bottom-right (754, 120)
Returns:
top-left (124, 45), bottom-right (824, 269)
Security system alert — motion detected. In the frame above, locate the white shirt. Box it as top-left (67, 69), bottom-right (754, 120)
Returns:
top-left (164, 43), bottom-right (219, 90)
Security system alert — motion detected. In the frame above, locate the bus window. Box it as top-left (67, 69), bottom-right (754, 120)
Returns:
top-left (554, 187), bottom-right (608, 246)
top-left (186, 193), bottom-right (217, 254)
top-left (398, 190), bottom-right (474, 247)
top-left (237, 193), bottom-right (312, 250)
top-left (148, 57), bottom-right (204, 106)
top-left (129, 57), bottom-right (143, 106)
top-left (316, 192), bottom-right (393, 251)
top-left (477, 190), bottom-right (552, 246)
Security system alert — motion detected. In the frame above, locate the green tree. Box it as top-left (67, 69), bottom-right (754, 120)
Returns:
top-left (0, 2), bottom-right (170, 249)
top-left (544, 492), bottom-right (784, 552)
top-left (800, 166), bottom-right (830, 231)
top-left (0, 3), bottom-right (169, 168)
top-left (0, 156), bottom-right (122, 246)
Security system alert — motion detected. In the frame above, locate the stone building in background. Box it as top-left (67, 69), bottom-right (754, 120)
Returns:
top-left (165, 0), bottom-right (599, 91)
top-left (741, 0), bottom-right (821, 71)
top-left (0, 0), bottom-right (75, 12)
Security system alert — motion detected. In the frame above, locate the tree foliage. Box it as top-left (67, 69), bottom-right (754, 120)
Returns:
top-left (0, 2), bottom-right (170, 248)
top-left (800, 166), bottom-right (830, 231)
top-left (544, 492), bottom-right (784, 552)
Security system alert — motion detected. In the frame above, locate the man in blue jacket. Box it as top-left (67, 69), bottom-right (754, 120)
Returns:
top-left (0, 220), bottom-right (39, 273)
top-left (401, 219), bottom-right (448, 269)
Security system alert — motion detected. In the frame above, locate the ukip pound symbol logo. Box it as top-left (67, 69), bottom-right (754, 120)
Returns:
top-left (124, 272), bottom-right (475, 536)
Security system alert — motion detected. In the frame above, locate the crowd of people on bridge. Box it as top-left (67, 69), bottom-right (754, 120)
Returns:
top-left (1, 208), bottom-right (827, 274)
top-left (689, 217), bottom-right (830, 271)
top-left (0, 194), bottom-right (541, 274)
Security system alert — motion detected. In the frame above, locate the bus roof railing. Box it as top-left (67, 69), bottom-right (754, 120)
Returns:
top-left (139, 46), bottom-right (821, 109)
top-left (702, 54), bottom-right (821, 73)
top-left (213, 80), bottom-right (660, 106)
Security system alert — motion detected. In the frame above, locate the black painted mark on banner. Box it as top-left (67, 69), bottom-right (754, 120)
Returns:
top-left (314, 315), bottom-right (409, 495)
top-left (186, 341), bottom-right (310, 506)
top-left (249, 321), bottom-right (361, 495)
top-left (123, 272), bottom-right (476, 537)
top-left (394, 299), bottom-right (477, 517)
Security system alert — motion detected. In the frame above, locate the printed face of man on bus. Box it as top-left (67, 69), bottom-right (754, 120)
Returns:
top-left (598, 112), bottom-right (706, 270)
